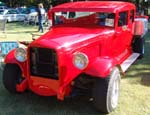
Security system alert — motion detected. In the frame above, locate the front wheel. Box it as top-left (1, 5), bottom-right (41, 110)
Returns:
top-left (3, 64), bottom-right (22, 93)
top-left (92, 67), bottom-right (121, 114)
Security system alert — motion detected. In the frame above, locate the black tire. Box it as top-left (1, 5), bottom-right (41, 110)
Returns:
top-left (3, 64), bottom-right (22, 93)
top-left (92, 67), bottom-right (120, 114)
top-left (132, 37), bottom-right (145, 59)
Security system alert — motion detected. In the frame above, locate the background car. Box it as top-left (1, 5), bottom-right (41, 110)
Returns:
top-left (21, 7), bottom-right (47, 25)
top-left (0, 5), bottom-right (8, 10)
top-left (19, 7), bottom-right (38, 24)
top-left (0, 8), bottom-right (27, 22)
top-left (0, 9), bottom-right (4, 20)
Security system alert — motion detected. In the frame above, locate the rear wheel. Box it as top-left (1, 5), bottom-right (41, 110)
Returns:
top-left (92, 67), bottom-right (120, 114)
top-left (3, 64), bottom-right (22, 93)
top-left (132, 37), bottom-right (145, 59)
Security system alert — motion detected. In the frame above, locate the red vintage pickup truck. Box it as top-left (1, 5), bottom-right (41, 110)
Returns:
top-left (2, 1), bottom-right (147, 113)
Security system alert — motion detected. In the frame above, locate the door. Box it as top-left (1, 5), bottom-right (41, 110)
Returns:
top-left (112, 11), bottom-right (132, 57)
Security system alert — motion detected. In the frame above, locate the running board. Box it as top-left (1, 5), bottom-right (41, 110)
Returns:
top-left (120, 53), bottom-right (140, 72)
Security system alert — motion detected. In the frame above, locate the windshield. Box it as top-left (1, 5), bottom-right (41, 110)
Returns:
top-left (54, 11), bottom-right (115, 27)
top-left (7, 9), bottom-right (19, 14)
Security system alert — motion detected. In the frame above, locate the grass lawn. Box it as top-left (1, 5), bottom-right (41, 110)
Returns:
top-left (1, 22), bottom-right (40, 42)
top-left (0, 22), bottom-right (150, 115)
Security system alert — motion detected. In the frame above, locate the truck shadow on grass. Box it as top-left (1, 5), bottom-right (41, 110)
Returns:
top-left (0, 91), bottom-right (105, 115)
top-left (126, 72), bottom-right (150, 86)
top-left (0, 70), bottom-right (104, 115)
top-left (122, 36), bottom-right (150, 86)
top-left (141, 74), bottom-right (150, 86)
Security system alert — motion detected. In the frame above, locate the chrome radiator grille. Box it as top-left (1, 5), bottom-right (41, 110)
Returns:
top-left (30, 47), bottom-right (58, 80)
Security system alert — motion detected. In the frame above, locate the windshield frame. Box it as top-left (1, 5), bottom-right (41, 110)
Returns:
top-left (52, 11), bottom-right (116, 28)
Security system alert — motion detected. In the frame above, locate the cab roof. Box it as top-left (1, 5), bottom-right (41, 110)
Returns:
top-left (52, 1), bottom-right (135, 13)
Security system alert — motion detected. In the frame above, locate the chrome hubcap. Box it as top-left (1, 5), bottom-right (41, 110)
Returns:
top-left (111, 77), bottom-right (119, 108)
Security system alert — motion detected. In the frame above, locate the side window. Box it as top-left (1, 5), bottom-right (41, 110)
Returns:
top-left (130, 10), bottom-right (134, 23)
top-left (98, 13), bottom-right (115, 27)
top-left (7, 11), bottom-right (11, 14)
top-left (118, 11), bottom-right (128, 26)
top-left (68, 12), bottom-right (76, 18)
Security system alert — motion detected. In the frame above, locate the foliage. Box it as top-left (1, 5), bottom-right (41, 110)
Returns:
top-left (0, 0), bottom-right (149, 15)
top-left (0, 0), bottom-right (70, 7)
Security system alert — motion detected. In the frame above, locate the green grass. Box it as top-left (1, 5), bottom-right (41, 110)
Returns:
top-left (0, 22), bottom-right (150, 115)
top-left (1, 22), bottom-right (38, 42)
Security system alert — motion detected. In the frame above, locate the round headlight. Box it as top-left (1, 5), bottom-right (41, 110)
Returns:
top-left (14, 48), bottom-right (27, 62)
top-left (73, 52), bottom-right (89, 70)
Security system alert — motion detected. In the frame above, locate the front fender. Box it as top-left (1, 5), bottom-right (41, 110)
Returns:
top-left (85, 57), bottom-right (117, 78)
top-left (4, 50), bottom-right (27, 76)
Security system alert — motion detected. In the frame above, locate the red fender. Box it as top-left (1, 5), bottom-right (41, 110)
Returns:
top-left (4, 50), bottom-right (27, 77)
top-left (85, 57), bottom-right (116, 78)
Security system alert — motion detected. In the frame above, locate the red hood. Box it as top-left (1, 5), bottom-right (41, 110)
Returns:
top-left (30, 26), bottom-right (114, 50)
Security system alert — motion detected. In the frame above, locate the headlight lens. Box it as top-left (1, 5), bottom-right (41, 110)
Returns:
top-left (14, 48), bottom-right (27, 62)
top-left (73, 52), bottom-right (89, 70)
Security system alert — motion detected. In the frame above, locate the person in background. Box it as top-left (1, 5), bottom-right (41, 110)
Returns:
top-left (37, 3), bottom-right (46, 33)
